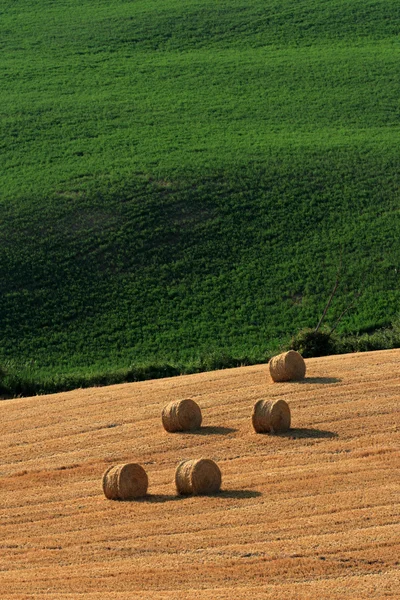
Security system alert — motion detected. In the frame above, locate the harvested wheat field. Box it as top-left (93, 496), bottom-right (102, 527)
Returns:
top-left (1, 350), bottom-right (399, 599)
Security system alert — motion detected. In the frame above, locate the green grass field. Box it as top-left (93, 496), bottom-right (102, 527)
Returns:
top-left (1, 0), bottom-right (399, 392)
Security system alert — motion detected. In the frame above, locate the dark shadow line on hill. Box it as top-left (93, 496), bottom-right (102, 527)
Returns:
top-left (294, 377), bottom-right (341, 384)
top-left (186, 426), bottom-right (238, 436)
top-left (277, 427), bottom-right (338, 439)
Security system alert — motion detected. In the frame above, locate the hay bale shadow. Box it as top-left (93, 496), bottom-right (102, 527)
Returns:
top-left (133, 494), bottom-right (186, 503)
top-left (295, 377), bottom-right (341, 384)
top-left (175, 489), bottom-right (261, 499)
top-left (219, 489), bottom-right (262, 499)
top-left (187, 426), bottom-right (238, 436)
top-left (126, 490), bottom-right (262, 502)
top-left (279, 427), bottom-right (338, 439)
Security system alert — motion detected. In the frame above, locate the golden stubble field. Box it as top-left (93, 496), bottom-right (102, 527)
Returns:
top-left (1, 350), bottom-right (399, 599)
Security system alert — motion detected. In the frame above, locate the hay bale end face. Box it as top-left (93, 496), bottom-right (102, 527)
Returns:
top-left (102, 463), bottom-right (148, 500)
top-left (252, 399), bottom-right (291, 433)
top-left (269, 350), bottom-right (306, 382)
top-left (175, 458), bottom-right (221, 495)
top-left (162, 398), bottom-right (202, 432)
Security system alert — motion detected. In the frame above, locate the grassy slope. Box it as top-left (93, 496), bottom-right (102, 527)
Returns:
top-left (0, 0), bottom-right (399, 381)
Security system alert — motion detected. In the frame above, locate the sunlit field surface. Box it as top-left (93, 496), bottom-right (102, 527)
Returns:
top-left (1, 350), bottom-right (399, 598)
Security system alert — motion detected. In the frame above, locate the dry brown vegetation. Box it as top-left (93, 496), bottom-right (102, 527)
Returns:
top-left (1, 350), bottom-right (399, 599)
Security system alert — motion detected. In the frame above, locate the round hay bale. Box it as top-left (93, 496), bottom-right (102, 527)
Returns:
top-left (252, 399), bottom-right (291, 433)
top-left (269, 350), bottom-right (306, 382)
top-left (162, 398), bottom-right (202, 432)
top-left (175, 458), bottom-right (221, 495)
top-left (102, 463), bottom-right (148, 500)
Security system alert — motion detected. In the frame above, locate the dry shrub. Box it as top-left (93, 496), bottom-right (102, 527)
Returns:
top-left (269, 350), bottom-right (306, 382)
top-left (102, 463), bottom-right (148, 500)
top-left (252, 399), bottom-right (291, 433)
top-left (162, 398), bottom-right (202, 432)
top-left (175, 458), bottom-right (221, 495)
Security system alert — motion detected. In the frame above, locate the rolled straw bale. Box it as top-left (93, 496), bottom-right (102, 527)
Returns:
top-left (175, 458), bottom-right (221, 495)
top-left (252, 399), bottom-right (291, 433)
top-left (162, 398), bottom-right (202, 432)
top-left (102, 463), bottom-right (148, 500)
top-left (269, 350), bottom-right (306, 382)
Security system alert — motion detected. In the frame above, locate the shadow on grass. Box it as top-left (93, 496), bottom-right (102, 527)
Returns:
top-left (295, 377), bottom-right (341, 384)
top-left (278, 427), bottom-right (338, 439)
top-left (188, 426), bottom-right (238, 436)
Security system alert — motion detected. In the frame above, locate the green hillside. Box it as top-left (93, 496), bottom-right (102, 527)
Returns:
top-left (1, 0), bottom-right (399, 392)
